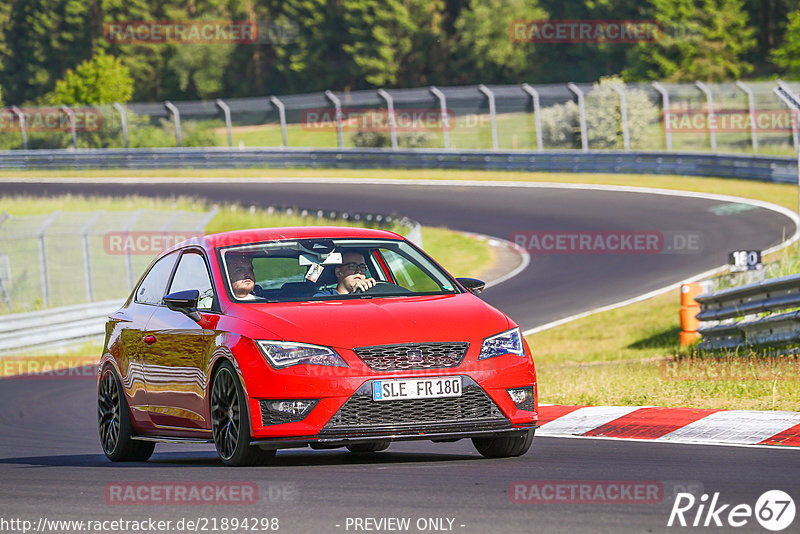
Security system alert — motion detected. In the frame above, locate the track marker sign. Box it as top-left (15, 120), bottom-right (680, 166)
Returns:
top-left (729, 250), bottom-right (762, 272)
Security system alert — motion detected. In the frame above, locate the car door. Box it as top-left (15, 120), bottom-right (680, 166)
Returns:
top-left (107, 250), bottom-right (181, 427)
top-left (141, 248), bottom-right (220, 431)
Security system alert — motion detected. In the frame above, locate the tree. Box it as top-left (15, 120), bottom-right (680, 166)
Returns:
top-left (342, 0), bottom-right (415, 86)
top-left (537, 76), bottom-right (659, 149)
top-left (742, 0), bottom-right (800, 74)
top-left (0, 0), bottom-right (98, 104)
top-left (771, 10), bottom-right (800, 76)
top-left (46, 51), bottom-right (133, 105)
top-left (275, 0), bottom-right (424, 91)
top-left (623, 0), bottom-right (756, 81)
top-left (273, 0), bottom-right (352, 91)
top-left (452, 0), bottom-right (546, 82)
top-left (532, 0), bottom-right (649, 83)
top-left (395, 0), bottom-right (451, 87)
top-left (0, 0), bottom-right (10, 76)
top-left (167, 44), bottom-right (234, 99)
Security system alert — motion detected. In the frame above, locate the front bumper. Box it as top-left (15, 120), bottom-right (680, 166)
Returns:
top-left (249, 375), bottom-right (538, 446)
top-left (250, 424), bottom-right (538, 449)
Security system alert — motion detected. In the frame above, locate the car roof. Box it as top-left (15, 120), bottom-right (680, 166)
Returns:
top-left (171, 226), bottom-right (406, 253)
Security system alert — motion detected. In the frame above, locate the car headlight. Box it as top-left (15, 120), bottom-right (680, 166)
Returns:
top-left (479, 327), bottom-right (525, 360)
top-left (256, 341), bottom-right (348, 369)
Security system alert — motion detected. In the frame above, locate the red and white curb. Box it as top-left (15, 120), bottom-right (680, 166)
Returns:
top-left (537, 405), bottom-right (800, 447)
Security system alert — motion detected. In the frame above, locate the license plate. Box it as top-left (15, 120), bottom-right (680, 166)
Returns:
top-left (372, 376), bottom-right (462, 401)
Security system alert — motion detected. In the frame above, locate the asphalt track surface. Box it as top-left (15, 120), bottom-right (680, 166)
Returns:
top-left (1, 178), bottom-right (799, 533)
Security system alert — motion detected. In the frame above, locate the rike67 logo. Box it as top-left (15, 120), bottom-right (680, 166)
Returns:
top-left (668, 490), bottom-right (795, 531)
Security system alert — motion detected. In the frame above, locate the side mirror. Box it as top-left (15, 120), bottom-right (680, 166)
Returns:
top-left (456, 277), bottom-right (486, 295)
top-left (163, 289), bottom-right (201, 322)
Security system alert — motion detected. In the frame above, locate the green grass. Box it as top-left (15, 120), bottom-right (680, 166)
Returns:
top-left (0, 195), bottom-right (204, 215)
top-left (531, 291), bottom-right (681, 367)
top-left (530, 290), bottom-right (800, 411)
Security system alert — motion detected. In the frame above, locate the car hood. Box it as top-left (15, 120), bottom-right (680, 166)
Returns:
top-left (227, 293), bottom-right (512, 348)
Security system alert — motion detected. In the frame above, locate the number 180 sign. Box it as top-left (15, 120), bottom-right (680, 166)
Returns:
top-left (729, 250), bottom-right (762, 272)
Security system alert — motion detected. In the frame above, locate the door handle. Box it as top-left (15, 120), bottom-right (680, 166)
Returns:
top-left (143, 335), bottom-right (157, 345)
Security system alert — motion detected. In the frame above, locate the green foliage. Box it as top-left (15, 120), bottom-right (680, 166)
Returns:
top-left (0, 0), bottom-right (97, 104)
top-left (452, 0), bottom-right (545, 81)
top-left (167, 45), bottom-right (234, 99)
top-left (274, 0), bottom-right (353, 91)
top-left (771, 10), bottom-right (800, 76)
top-left (46, 51), bottom-right (134, 105)
top-left (585, 76), bottom-right (660, 148)
top-left (538, 77), bottom-right (659, 149)
top-left (623, 0), bottom-right (756, 81)
top-left (0, 0), bottom-right (792, 105)
top-left (538, 101), bottom-right (580, 148)
top-left (342, 0), bottom-right (414, 86)
top-left (276, 0), bottom-right (423, 90)
top-left (351, 130), bottom-right (433, 148)
top-left (395, 0), bottom-right (448, 87)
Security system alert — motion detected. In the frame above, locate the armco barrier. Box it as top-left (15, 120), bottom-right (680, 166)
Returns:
top-left (695, 273), bottom-right (800, 351)
top-left (0, 148), bottom-right (796, 183)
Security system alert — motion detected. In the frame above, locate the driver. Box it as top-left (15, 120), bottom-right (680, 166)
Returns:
top-left (315, 251), bottom-right (377, 295)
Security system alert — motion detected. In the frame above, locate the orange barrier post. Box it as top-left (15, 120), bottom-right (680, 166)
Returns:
top-left (680, 282), bottom-right (703, 346)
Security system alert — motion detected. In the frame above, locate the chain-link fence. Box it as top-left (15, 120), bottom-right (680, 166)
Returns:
top-left (3, 80), bottom-right (799, 155)
top-left (0, 209), bottom-right (216, 313)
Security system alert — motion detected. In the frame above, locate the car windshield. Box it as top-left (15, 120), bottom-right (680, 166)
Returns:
top-left (220, 238), bottom-right (460, 302)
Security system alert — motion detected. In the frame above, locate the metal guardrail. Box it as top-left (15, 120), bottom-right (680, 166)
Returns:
top-left (0, 148), bottom-right (796, 183)
top-left (696, 274), bottom-right (800, 351)
top-left (0, 299), bottom-right (122, 353)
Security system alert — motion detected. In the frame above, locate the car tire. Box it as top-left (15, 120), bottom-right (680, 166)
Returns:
top-left (346, 441), bottom-right (391, 453)
top-left (472, 429), bottom-right (534, 458)
top-left (97, 365), bottom-right (155, 462)
top-left (210, 361), bottom-right (275, 467)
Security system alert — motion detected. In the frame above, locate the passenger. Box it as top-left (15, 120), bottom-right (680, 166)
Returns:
top-left (315, 251), bottom-right (377, 295)
top-left (227, 254), bottom-right (266, 300)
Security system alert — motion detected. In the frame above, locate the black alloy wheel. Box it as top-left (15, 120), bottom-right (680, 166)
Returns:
top-left (210, 361), bottom-right (275, 466)
top-left (97, 366), bottom-right (154, 462)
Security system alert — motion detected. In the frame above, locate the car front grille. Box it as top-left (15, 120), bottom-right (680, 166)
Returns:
top-left (321, 377), bottom-right (507, 433)
top-left (353, 342), bottom-right (468, 371)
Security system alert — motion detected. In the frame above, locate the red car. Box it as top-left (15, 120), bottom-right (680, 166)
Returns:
top-left (97, 226), bottom-right (538, 466)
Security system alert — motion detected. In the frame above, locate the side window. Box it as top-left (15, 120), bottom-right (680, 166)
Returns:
top-left (380, 249), bottom-right (439, 292)
top-left (169, 252), bottom-right (215, 310)
top-left (135, 251), bottom-right (179, 305)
